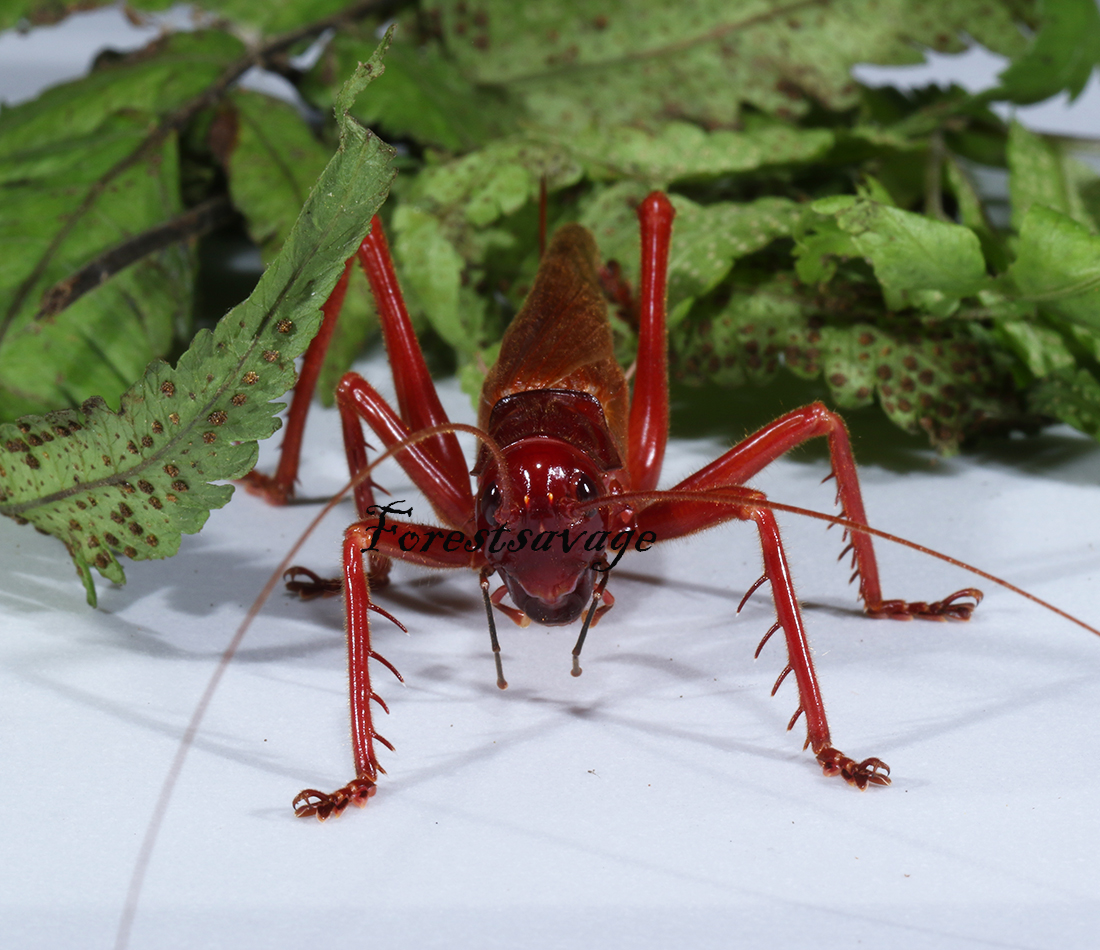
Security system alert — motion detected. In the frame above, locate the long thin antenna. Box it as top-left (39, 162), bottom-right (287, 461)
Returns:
top-left (603, 487), bottom-right (1100, 640)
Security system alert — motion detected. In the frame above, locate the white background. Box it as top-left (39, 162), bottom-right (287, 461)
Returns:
top-left (3, 6), bottom-right (1100, 950)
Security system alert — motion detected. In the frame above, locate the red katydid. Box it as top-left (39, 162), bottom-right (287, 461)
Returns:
top-left (235, 190), bottom-right (1098, 819)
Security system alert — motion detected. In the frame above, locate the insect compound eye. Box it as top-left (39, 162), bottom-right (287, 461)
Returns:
top-left (479, 481), bottom-right (502, 524)
top-left (573, 474), bottom-right (598, 505)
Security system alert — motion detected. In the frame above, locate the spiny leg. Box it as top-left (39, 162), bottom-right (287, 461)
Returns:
top-left (294, 517), bottom-right (483, 818)
top-left (751, 502), bottom-right (890, 789)
top-left (636, 487), bottom-right (889, 788)
top-left (293, 524), bottom-right (403, 820)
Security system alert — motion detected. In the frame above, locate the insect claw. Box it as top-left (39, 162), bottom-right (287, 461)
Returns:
top-left (293, 777), bottom-right (377, 820)
top-left (283, 566), bottom-right (342, 599)
top-left (865, 588), bottom-right (983, 621)
top-left (239, 469), bottom-right (294, 505)
top-left (816, 747), bottom-right (891, 789)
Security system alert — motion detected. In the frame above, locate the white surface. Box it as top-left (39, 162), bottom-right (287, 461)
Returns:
top-left (2, 356), bottom-right (1100, 950)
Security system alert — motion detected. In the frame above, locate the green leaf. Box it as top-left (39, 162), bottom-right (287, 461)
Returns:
top-left (315, 262), bottom-right (377, 407)
top-left (672, 278), bottom-right (1017, 452)
top-left (436, 0), bottom-right (1026, 130)
top-left (0, 53), bottom-right (397, 605)
top-left (800, 197), bottom-right (988, 315)
top-left (225, 89), bottom-right (334, 262)
top-left (672, 276), bottom-right (809, 389)
top-left (582, 185), bottom-right (802, 325)
top-left (392, 204), bottom-right (468, 350)
top-left (0, 30), bottom-right (243, 154)
top-left (207, 0), bottom-right (354, 34)
top-left (996, 0), bottom-right (1100, 104)
top-left (409, 136), bottom-right (582, 225)
top-left (994, 318), bottom-right (1077, 377)
top-left (1008, 204), bottom-right (1100, 332)
top-left (815, 319), bottom-right (1013, 451)
top-left (1030, 367), bottom-right (1100, 437)
top-left (1, 2), bottom-right (174, 32)
top-left (564, 121), bottom-right (834, 184)
top-left (945, 156), bottom-right (1009, 270)
top-left (304, 29), bottom-right (518, 151)
top-left (0, 30), bottom-right (246, 421)
top-left (1007, 121), bottom-right (1098, 231)
top-left (390, 136), bottom-right (584, 350)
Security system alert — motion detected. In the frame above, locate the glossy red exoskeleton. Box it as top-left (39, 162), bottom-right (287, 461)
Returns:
top-left (246, 191), bottom-right (985, 819)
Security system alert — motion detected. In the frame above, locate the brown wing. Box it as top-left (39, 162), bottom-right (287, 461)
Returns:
top-left (479, 224), bottom-right (629, 453)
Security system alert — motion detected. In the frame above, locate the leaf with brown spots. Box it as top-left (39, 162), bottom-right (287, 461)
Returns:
top-left (673, 276), bottom-right (1021, 452)
top-left (0, 53), bottom-right (396, 606)
top-left (434, 0), bottom-right (1028, 130)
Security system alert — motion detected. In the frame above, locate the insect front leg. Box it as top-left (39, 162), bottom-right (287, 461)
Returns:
top-left (294, 357), bottom-right (482, 816)
top-left (666, 403), bottom-right (980, 620)
top-left (292, 524), bottom-right (398, 820)
top-left (636, 488), bottom-right (889, 788)
top-left (293, 518), bottom-right (483, 819)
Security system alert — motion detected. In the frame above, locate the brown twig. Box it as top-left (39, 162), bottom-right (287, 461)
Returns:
top-left (34, 195), bottom-right (235, 321)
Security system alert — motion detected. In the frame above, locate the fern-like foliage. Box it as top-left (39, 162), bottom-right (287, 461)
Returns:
top-left (0, 47), bottom-right (396, 606)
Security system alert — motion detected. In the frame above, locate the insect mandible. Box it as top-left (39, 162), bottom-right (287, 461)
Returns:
top-left (234, 190), bottom-right (1060, 820)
